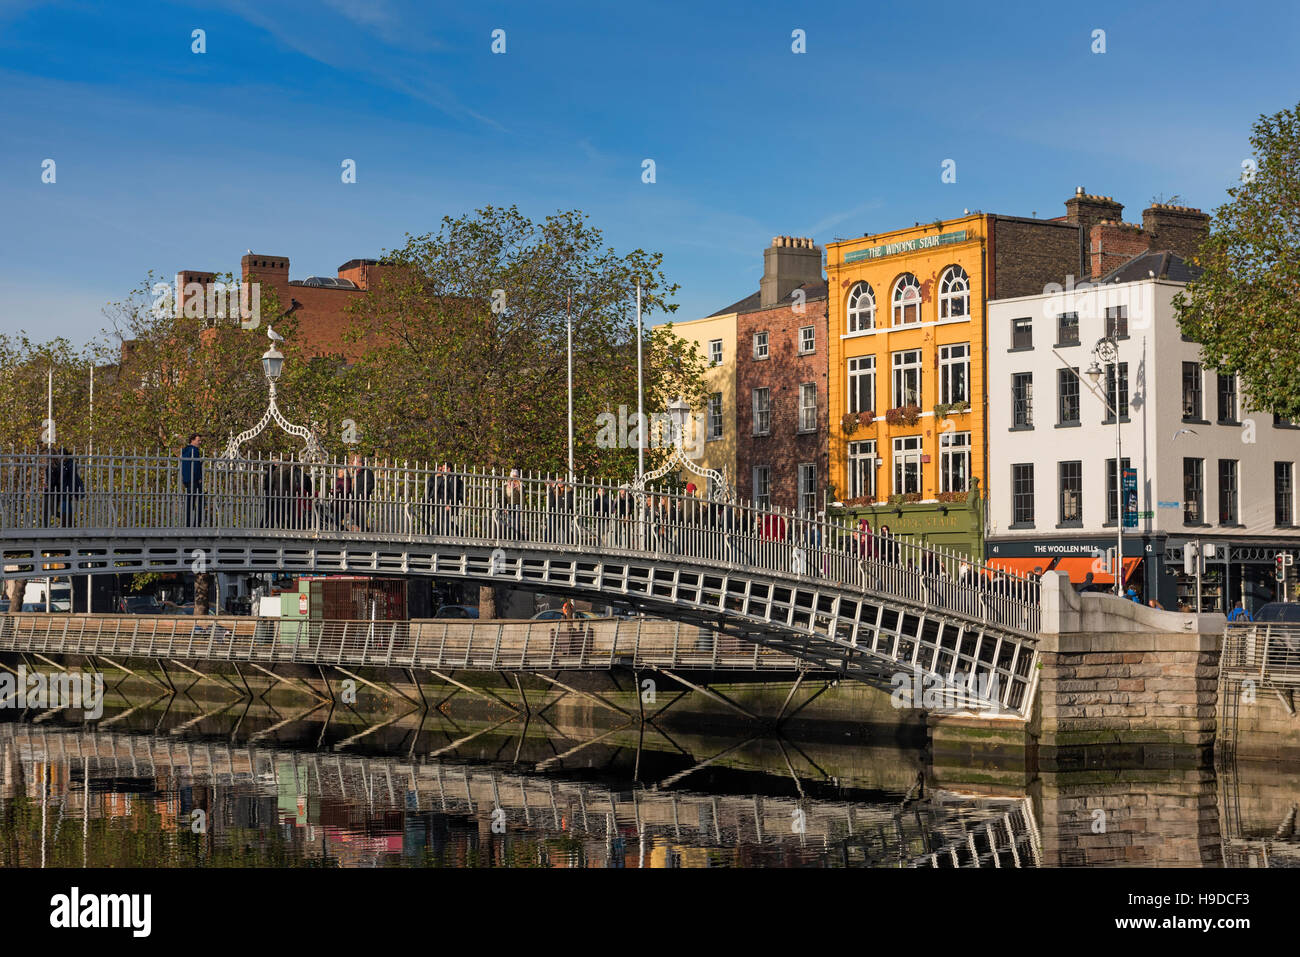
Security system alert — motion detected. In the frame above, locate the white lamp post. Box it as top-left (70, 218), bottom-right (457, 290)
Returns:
top-left (1086, 336), bottom-right (1125, 597)
top-left (223, 331), bottom-right (322, 461)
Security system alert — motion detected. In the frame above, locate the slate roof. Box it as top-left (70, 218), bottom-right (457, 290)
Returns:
top-left (707, 280), bottom-right (829, 317)
top-left (1098, 249), bottom-right (1202, 285)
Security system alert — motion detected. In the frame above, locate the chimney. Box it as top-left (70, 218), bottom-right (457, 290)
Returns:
top-left (1088, 220), bottom-right (1150, 279)
top-left (241, 253), bottom-right (290, 284)
top-left (1064, 187), bottom-right (1124, 233)
top-left (1141, 203), bottom-right (1210, 263)
top-left (760, 236), bottom-right (822, 308)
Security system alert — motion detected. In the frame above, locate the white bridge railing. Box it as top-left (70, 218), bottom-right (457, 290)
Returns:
top-left (0, 448), bottom-right (1042, 636)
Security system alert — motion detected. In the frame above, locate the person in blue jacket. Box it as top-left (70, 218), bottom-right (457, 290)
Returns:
top-left (180, 433), bottom-right (204, 527)
top-left (1227, 599), bottom-right (1253, 622)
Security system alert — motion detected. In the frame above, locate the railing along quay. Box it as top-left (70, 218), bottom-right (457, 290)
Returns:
top-left (0, 614), bottom-right (811, 673)
top-left (0, 449), bottom-right (1043, 637)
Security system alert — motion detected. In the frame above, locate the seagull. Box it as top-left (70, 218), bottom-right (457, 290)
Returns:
top-left (267, 326), bottom-right (284, 342)
top-left (1173, 428), bottom-right (1198, 441)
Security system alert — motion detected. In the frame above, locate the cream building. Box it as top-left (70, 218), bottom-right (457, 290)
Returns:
top-left (664, 311), bottom-right (737, 497)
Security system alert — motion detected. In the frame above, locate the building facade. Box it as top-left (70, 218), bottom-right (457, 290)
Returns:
top-left (665, 310), bottom-right (738, 496)
top-left (987, 248), bottom-right (1300, 612)
top-left (718, 236), bottom-right (828, 511)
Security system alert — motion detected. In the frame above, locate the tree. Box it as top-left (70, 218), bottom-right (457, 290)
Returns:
top-left (1174, 102), bottom-right (1300, 419)
top-left (340, 206), bottom-right (708, 475)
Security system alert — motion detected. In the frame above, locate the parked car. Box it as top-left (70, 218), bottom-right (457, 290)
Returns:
top-left (1253, 602), bottom-right (1300, 623)
top-left (119, 595), bottom-right (163, 614)
top-left (435, 604), bottom-right (479, 619)
top-left (531, 608), bottom-right (595, 621)
top-left (21, 581), bottom-right (71, 612)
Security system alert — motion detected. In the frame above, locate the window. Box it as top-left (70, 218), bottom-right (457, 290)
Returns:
top-left (891, 349), bottom-right (922, 408)
top-left (797, 463), bottom-right (817, 513)
top-left (1058, 368), bottom-right (1080, 425)
top-left (753, 466), bottom-right (771, 509)
top-left (753, 332), bottom-right (768, 360)
top-left (798, 325), bottom-right (815, 354)
top-left (847, 281), bottom-right (876, 333)
top-left (1275, 413), bottom-right (1299, 429)
top-left (1056, 312), bottom-right (1079, 346)
top-left (1105, 305), bottom-right (1128, 339)
top-left (798, 382), bottom-right (817, 432)
top-left (1012, 464), bottom-right (1035, 525)
top-left (893, 436), bottom-right (922, 494)
top-left (1277, 462), bottom-right (1295, 526)
top-left (892, 274), bottom-right (922, 325)
top-left (1219, 459), bottom-right (1239, 525)
top-left (938, 265), bottom-right (970, 319)
top-left (707, 339), bottom-right (723, 366)
top-left (939, 343), bottom-right (969, 405)
top-left (707, 393), bottom-right (723, 441)
top-left (940, 431), bottom-right (971, 493)
top-left (847, 355), bottom-right (875, 414)
top-left (1059, 461), bottom-right (1083, 524)
top-left (1105, 457), bottom-right (1132, 524)
top-left (847, 440), bottom-right (876, 500)
top-left (752, 388), bottom-right (770, 435)
top-left (1011, 317), bottom-right (1033, 350)
top-left (1012, 373), bottom-right (1033, 428)
top-left (1184, 458), bottom-right (1204, 524)
top-left (1182, 362), bottom-right (1202, 419)
top-left (1217, 373), bottom-right (1238, 423)
top-left (1104, 362), bottom-right (1129, 420)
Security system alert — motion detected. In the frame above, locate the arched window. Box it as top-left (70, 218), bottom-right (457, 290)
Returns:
top-left (847, 281), bottom-right (875, 333)
top-left (939, 265), bottom-right (970, 319)
top-left (892, 273), bottom-right (922, 325)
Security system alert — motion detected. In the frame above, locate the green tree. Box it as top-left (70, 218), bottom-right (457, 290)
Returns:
top-left (1174, 102), bottom-right (1300, 418)
top-left (341, 206), bottom-right (707, 476)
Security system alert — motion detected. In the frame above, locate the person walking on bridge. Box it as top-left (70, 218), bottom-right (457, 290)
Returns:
top-left (349, 453), bottom-right (375, 532)
top-left (179, 433), bottom-right (204, 527)
top-left (42, 447), bottom-right (84, 527)
top-left (427, 463), bottom-right (464, 536)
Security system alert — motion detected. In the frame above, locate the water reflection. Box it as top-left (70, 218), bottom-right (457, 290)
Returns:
top-left (0, 724), bottom-right (1038, 869)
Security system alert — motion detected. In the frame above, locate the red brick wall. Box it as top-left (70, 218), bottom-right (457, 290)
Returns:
top-left (1089, 222), bottom-right (1151, 279)
top-left (240, 254), bottom-right (369, 361)
top-left (735, 296), bottom-right (828, 510)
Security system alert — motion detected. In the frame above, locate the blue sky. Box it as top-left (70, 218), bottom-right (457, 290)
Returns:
top-left (1, 0), bottom-right (1297, 344)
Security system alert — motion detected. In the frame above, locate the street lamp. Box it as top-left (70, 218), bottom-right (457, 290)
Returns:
top-left (667, 397), bottom-right (691, 448)
top-left (223, 329), bottom-right (323, 461)
top-left (1088, 336), bottom-right (1125, 597)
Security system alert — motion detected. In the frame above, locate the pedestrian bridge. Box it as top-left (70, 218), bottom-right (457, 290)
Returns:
top-left (1, 450), bottom-right (1042, 716)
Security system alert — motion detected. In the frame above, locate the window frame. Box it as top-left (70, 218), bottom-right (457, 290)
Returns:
top-left (1058, 460), bottom-right (1083, 526)
top-left (939, 430), bottom-right (971, 493)
top-left (1012, 372), bottom-right (1034, 429)
top-left (798, 382), bottom-right (817, 433)
top-left (1012, 463), bottom-right (1035, 526)
top-left (798, 325), bottom-right (816, 355)
top-left (938, 265), bottom-right (970, 320)
top-left (847, 281), bottom-right (876, 333)
top-left (1183, 458), bottom-right (1204, 525)
top-left (1011, 317), bottom-right (1033, 351)
top-left (939, 342), bottom-right (970, 405)
top-left (752, 387), bottom-right (771, 436)
top-left (1056, 312), bottom-right (1079, 347)
top-left (753, 466), bottom-right (771, 510)
top-left (706, 392), bottom-right (723, 441)
top-left (1218, 458), bottom-right (1239, 525)
top-left (891, 273), bottom-right (922, 326)
top-left (892, 435), bottom-right (923, 495)
top-left (847, 355), bottom-right (876, 414)
top-left (1057, 368), bottom-right (1080, 426)
top-left (1182, 362), bottom-right (1203, 420)
top-left (847, 439), bottom-right (877, 501)
top-left (1276, 461), bottom-right (1295, 527)
top-left (752, 331), bottom-right (769, 360)
top-left (707, 338), bottom-right (723, 367)
top-left (891, 349), bottom-right (922, 408)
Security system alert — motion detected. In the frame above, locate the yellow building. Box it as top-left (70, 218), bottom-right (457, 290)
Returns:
top-left (826, 215), bottom-right (989, 544)
top-left (664, 310), bottom-right (737, 496)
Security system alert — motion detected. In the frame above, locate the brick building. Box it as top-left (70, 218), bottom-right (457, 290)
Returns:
top-left (178, 253), bottom-right (390, 362)
top-left (712, 236), bottom-right (828, 512)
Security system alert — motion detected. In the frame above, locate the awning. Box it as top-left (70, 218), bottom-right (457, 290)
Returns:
top-left (986, 557), bottom-right (1053, 576)
top-left (1054, 556), bottom-right (1142, 586)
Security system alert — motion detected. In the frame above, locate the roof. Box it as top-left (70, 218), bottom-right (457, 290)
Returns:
top-left (707, 280), bottom-right (828, 317)
top-left (1098, 249), bottom-right (1202, 285)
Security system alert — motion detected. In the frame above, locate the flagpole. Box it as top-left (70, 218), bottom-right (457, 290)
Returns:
top-left (636, 279), bottom-right (644, 483)
top-left (567, 290), bottom-right (574, 484)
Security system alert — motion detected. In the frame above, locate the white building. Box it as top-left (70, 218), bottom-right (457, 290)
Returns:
top-left (986, 251), bottom-right (1300, 612)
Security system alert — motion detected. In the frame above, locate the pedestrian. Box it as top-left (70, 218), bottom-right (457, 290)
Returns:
top-left (349, 453), bottom-right (375, 532)
top-left (501, 468), bottom-right (524, 540)
top-left (877, 524), bottom-right (898, 564)
top-left (427, 463), bottom-right (464, 535)
top-left (1148, 599), bottom-right (1165, 610)
top-left (1125, 587), bottom-right (1142, 604)
top-left (332, 462), bottom-right (352, 529)
top-left (1075, 572), bottom-right (1097, 594)
top-left (179, 433), bottom-right (204, 527)
top-left (614, 485), bottom-right (633, 548)
top-left (1227, 599), bottom-right (1253, 622)
top-left (591, 483), bottom-right (612, 545)
top-left (42, 447), bottom-right (84, 527)
top-left (263, 459), bottom-right (287, 528)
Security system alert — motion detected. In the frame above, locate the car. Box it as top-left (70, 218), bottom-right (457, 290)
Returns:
top-left (531, 608), bottom-right (595, 621)
top-left (119, 596), bottom-right (163, 614)
top-left (435, 604), bottom-right (479, 619)
top-left (1253, 602), bottom-right (1300, 623)
top-left (21, 581), bottom-right (71, 612)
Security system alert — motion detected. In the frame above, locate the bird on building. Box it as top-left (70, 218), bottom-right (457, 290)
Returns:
top-left (1172, 428), bottom-right (1199, 440)
top-left (267, 326), bottom-right (284, 342)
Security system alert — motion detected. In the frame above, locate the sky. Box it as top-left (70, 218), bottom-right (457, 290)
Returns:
top-left (1, 0), bottom-right (1297, 345)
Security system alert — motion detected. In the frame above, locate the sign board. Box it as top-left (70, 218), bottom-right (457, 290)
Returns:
top-left (1122, 467), bottom-right (1138, 528)
top-left (843, 230), bottom-right (968, 264)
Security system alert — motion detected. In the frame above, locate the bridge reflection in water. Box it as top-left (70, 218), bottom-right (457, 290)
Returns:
top-left (0, 725), bottom-right (1040, 869)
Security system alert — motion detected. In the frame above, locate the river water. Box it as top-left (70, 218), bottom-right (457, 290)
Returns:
top-left (0, 703), bottom-right (1291, 868)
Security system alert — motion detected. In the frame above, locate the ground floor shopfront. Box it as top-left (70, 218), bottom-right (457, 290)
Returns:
top-left (986, 532), bottom-right (1300, 613)
top-left (832, 499), bottom-right (984, 558)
